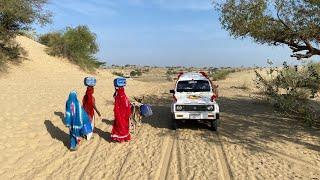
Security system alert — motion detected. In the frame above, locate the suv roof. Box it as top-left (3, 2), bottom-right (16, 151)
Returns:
top-left (178, 72), bottom-right (209, 81)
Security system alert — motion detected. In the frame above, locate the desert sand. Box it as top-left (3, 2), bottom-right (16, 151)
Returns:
top-left (0, 36), bottom-right (319, 180)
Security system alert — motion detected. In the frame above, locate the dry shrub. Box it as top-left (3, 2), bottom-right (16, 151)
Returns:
top-left (255, 62), bottom-right (320, 126)
top-left (0, 0), bottom-right (50, 70)
top-left (112, 71), bottom-right (124, 77)
top-left (0, 41), bottom-right (26, 71)
top-left (39, 26), bottom-right (105, 71)
top-left (130, 69), bottom-right (142, 77)
top-left (210, 69), bottom-right (236, 81)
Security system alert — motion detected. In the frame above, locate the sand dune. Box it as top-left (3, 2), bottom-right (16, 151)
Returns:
top-left (0, 37), bottom-right (319, 179)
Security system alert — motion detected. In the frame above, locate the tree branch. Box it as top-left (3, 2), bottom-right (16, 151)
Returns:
top-left (274, 3), bottom-right (320, 59)
top-left (277, 39), bottom-right (320, 60)
top-left (291, 53), bottom-right (313, 60)
top-left (276, 7), bottom-right (291, 31)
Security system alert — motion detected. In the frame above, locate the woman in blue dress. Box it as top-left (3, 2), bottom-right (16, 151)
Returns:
top-left (65, 91), bottom-right (92, 151)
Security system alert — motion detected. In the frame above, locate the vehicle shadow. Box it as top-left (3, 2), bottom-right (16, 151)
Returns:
top-left (141, 95), bottom-right (173, 129)
top-left (215, 97), bottom-right (320, 153)
top-left (143, 94), bottom-right (320, 153)
top-left (142, 94), bottom-right (212, 130)
top-left (44, 120), bottom-right (69, 148)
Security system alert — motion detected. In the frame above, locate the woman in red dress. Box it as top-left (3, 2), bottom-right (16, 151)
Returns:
top-left (111, 87), bottom-right (131, 142)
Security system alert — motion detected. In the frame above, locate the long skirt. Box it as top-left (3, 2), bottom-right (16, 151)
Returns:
top-left (111, 117), bottom-right (131, 142)
top-left (86, 115), bottom-right (94, 140)
top-left (70, 133), bottom-right (80, 150)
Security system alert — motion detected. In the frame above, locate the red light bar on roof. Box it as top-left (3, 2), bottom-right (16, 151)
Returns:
top-left (199, 71), bottom-right (209, 78)
top-left (177, 72), bottom-right (184, 79)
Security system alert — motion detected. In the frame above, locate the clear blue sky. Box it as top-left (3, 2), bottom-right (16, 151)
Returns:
top-left (34, 0), bottom-right (311, 67)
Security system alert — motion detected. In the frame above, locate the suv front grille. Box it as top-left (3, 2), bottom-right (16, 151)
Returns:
top-left (176, 105), bottom-right (214, 111)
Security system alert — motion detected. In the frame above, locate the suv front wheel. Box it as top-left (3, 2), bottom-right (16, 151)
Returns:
top-left (210, 119), bottom-right (219, 131)
top-left (172, 115), bottom-right (177, 130)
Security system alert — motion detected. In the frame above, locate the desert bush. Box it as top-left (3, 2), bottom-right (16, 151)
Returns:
top-left (39, 32), bottom-right (65, 56)
top-left (0, 52), bottom-right (6, 71)
top-left (307, 62), bottom-right (320, 75)
top-left (135, 69), bottom-right (142, 76)
top-left (166, 75), bottom-right (173, 82)
top-left (143, 68), bottom-right (150, 73)
top-left (130, 71), bottom-right (136, 77)
top-left (211, 69), bottom-right (235, 81)
top-left (0, 0), bottom-right (51, 70)
top-left (166, 69), bottom-right (177, 76)
top-left (0, 42), bottom-right (26, 71)
top-left (39, 32), bottom-right (61, 46)
top-left (19, 30), bottom-right (38, 41)
top-left (255, 62), bottom-right (320, 126)
top-left (231, 83), bottom-right (249, 90)
top-left (39, 26), bottom-right (105, 71)
top-left (112, 71), bottom-right (124, 77)
top-left (130, 69), bottom-right (142, 77)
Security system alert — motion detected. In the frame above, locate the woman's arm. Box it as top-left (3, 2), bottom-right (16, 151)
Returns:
top-left (93, 104), bottom-right (101, 117)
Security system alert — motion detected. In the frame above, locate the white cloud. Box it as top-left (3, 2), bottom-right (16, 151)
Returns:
top-left (48, 0), bottom-right (214, 20)
top-left (50, 0), bottom-right (117, 17)
top-left (127, 0), bottom-right (213, 11)
top-left (50, 0), bottom-right (214, 17)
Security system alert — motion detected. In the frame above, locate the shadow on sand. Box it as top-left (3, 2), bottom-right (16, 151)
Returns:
top-left (142, 94), bottom-right (214, 130)
top-left (44, 120), bottom-right (69, 148)
top-left (141, 95), bottom-right (173, 129)
top-left (216, 97), bottom-right (320, 153)
top-left (141, 94), bottom-right (320, 153)
top-left (102, 118), bottom-right (113, 125)
top-left (95, 127), bottom-right (112, 142)
top-left (54, 111), bottom-right (64, 123)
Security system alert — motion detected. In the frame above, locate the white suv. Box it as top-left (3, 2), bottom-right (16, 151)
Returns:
top-left (170, 72), bottom-right (220, 131)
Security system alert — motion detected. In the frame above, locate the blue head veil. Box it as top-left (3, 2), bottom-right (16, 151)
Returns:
top-left (65, 91), bottom-right (91, 137)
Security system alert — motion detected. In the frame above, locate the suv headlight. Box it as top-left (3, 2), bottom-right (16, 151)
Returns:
top-left (176, 105), bottom-right (183, 111)
top-left (207, 105), bottom-right (214, 111)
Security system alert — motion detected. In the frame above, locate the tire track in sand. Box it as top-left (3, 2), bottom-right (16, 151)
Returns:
top-left (155, 128), bottom-right (185, 180)
top-left (156, 127), bottom-right (234, 180)
top-left (77, 134), bottom-right (102, 179)
top-left (156, 131), bottom-right (175, 180)
top-left (32, 131), bottom-right (102, 179)
top-left (212, 132), bottom-right (233, 180)
top-left (115, 126), bottom-right (145, 180)
top-left (264, 148), bottom-right (320, 172)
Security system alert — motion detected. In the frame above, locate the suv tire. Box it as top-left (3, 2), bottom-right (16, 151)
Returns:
top-left (210, 119), bottom-right (218, 131)
top-left (172, 115), bottom-right (177, 130)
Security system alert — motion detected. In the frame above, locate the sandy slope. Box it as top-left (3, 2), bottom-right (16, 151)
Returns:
top-left (0, 37), bottom-right (319, 180)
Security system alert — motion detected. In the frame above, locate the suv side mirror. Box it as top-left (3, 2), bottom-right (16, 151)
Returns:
top-left (170, 90), bottom-right (175, 94)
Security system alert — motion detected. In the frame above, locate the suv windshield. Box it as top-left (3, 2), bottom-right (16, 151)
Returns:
top-left (176, 80), bottom-right (211, 92)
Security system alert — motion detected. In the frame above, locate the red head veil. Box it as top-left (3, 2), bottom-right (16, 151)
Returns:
top-left (83, 87), bottom-right (95, 120)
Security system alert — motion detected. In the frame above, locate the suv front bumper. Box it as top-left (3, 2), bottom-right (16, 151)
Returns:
top-left (173, 112), bottom-right (219, 120)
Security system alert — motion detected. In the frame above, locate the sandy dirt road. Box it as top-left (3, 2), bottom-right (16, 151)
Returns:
top-left (0, 37), bottom-right (319, 179)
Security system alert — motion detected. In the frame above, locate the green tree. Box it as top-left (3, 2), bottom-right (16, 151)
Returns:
top-left (130, 70), bottom-right (137, 77)
top-left (130, 69), bottom-right (142, 77)
top-left (39, 32), bottom-right (65, 56)
top-left (216, 0), bottom-right (320, 59)
top-left (39, 26), bottom-right (105, 71)
top-left (0, 0), bottom-right (51, 67)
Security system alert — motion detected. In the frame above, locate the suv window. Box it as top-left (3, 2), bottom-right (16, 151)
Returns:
top-left (176, 80), bottom-right (211, 92)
